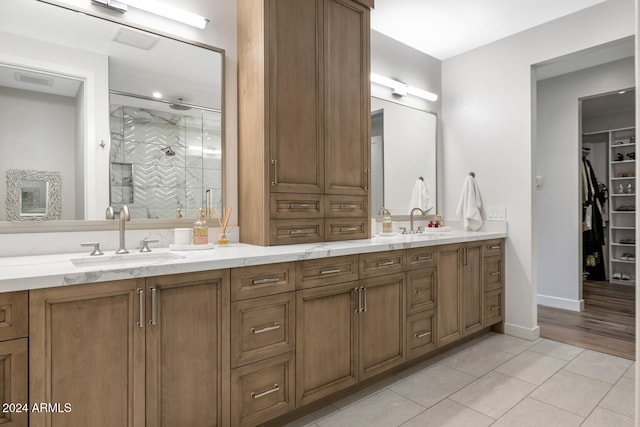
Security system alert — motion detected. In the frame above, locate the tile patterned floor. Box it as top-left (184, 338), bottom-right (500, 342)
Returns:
top-left (285, 333), bottom-right (636, 427)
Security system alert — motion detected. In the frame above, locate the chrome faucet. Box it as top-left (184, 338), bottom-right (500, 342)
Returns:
top-left (409, 207), bottom-right (425, 234)
top-left (106, 205), bottom-right (130, 254)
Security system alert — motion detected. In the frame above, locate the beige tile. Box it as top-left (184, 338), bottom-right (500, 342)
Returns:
top-left (284, 404), bottom-right (340, 427)
top-left (477, 332), bottom-right (539, 354)
top-left (450, 370), bottom-right (535, 419)
top-left (495, 350), bottom-right (566, 385)
top-left (317, 389), bottom-right (424, 427)
top-left (564, 349), bottom-right (632, 384)
top-left (331, 375), bottom-right (402, 409)
top-left (581, 407), bottom-right (634, 427)
top-left (440, 342), bottom-right (513, 377)
top-left (395, 354), bottom-right (446, 379)
top-left (390, 364), bottom-right (476, 408)
top-left (529, 369), bottom-right (611, 416)
top-left (492, 398), bottom-right (583, 427)
top-left (599, 377), bottom-right (635, 418)
top-left (529, 338), bottom-right (584, 361)
top-left (623, 362), bottom-right (635, 380)
top-left (401, 399), bottom-right (494, 427)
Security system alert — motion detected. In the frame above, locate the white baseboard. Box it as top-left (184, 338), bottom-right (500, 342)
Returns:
top-left (504, 323), bottom-right (541, 341)
top-left (537, 294), bottom-right (584, 312)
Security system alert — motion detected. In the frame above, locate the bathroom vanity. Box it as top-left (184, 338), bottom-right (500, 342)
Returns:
top-left (0, 232), bottom-right (504, 427)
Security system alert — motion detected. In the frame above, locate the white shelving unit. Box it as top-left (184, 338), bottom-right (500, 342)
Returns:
top-left (608, 127), bottom-right (636, 285)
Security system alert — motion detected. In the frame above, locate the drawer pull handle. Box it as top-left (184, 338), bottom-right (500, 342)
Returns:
top-left (488, 305), bottom-right (501, 311)
top-left (250, 384), bottom-right (280, 399)
top-left (288, 228), bottom-right (314, 235)
top-left (320, 268), bottom-right (341, 275)
top-left (490, 272), bottom-right (500, 276)
top-left (415, 288), bottom-right (429, 294)
top-left (415, 331), bottom-right (431, 338)
top-left (339, 227), bottom-right (358, 232)
top-left (251, 323), bottom-right (280, 334)
top-left (488, 245), bottom-right (501, 250)
top-left (137, 288), bottom-right (144, 328)
top-left (149, 287), bottom-right (157, 326)
top-left (415, 255), bottom-right (433, 261)
top-left (271, 160), bottom-right (278, 186)
top-left (376, 260), bottom-right (395, 267)
top-left (251, 277), bottom-right (280, 285)
top-left (338, 204), bottom-right (358, 209)
top-left (288, 204), bottom-right (310, 209)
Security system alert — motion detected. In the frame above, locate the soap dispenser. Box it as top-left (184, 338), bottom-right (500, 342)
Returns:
top-left (194, 208), bottom-right (209, 245)
top-left (379, 208), bottom-right (393, 233)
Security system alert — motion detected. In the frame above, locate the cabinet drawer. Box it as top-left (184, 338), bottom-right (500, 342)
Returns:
top-left (484, 255), bottom-right (504, 292)
top-left (270, 219), bottom-right (324, 245)
top-left (231, 353), bottom-right (295, 427)
top-left (325, 195), bottom-right (368, 217)
top-left (0, 291), bottom-right (27, 342)
top-left (270, 193), bottom-right (323, 219)
top-left (325, 218), bottom-right (368, 241)
top-left (231, 263), bottom-right (296, 301)
top-left (483, 239), bottom-right (504, 257)
top-left (407, 310), bottom-right (436, 360)
top-left (407, 267), bottom-right (436, 315)
top-left (485, 289), bottom-right (504, 326)
top-left (407, 247), bottom-right (436, 270)
top-left (296, 255), bottom-right (359, 289)
top-left (231, 293), bottom-right (295, 368)
top-left (359, 250), bottom-right (406, 278)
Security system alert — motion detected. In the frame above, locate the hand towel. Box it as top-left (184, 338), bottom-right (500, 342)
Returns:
top-left (456, 175), bottom-right (483, 231)
top-left (408, 179), bottom-right (434, 214)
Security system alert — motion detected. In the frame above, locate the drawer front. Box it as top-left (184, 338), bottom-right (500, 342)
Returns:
top-left (485, 289), bottom-right (504, 326)
top-left (407, 310), bottom-right (436, 360)
top-left (407, 267), bottom-right (436, 315)
top-left (231, 263), bottom-right (296, 301)
top-left (359, 250), bottom-right (406, 279)
top-left (231, 353), bottom-right (295, 427)
top-left (296, 255), bottom-right (359, 289)
top-left (407, 247), bottom-right (436, 270)
top-left (483, 239), bottom-right (504, 257)
top-left (270, 193), bottom-right (323, 219)
top-left (270, 219), bottom-right (324, 245)
top-left (231, 293), bottom-right (295, 368)
top-left (0, 291), bottom-right (27, 342)
top-left (484, 255), bottom-right (504, 292)
top-left (325, 195), bottom-right (368, 218)
top-left (325, 218), bottom-right (368, 241)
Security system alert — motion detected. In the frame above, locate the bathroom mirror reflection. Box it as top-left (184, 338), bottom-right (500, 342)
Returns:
top-left (371, 97), bottom-right (437, 216)
top-left (0, 0), bottom-right (223, 225)
top-left (20, 180), bottom-right (48, 216)
top-left (6, 169), bottom-right (62, 221)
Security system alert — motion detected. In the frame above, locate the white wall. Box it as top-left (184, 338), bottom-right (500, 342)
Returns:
top-left (441, 0), bottom-right (635, 339)
top-left (536, 57), bottom-right (634, 311)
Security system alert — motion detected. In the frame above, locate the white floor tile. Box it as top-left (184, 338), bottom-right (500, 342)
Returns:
top-left (440, 342), bottom-right (513, 377)
top-left (581, 407), bottom-right (634, 427)
top-left (390, 364), bottom-right (476, 408)
top-left (564, 349), bottom-right (632, 384)
top-left (400, 399), bottom-right (494, 427)
top-left (623, 362), bottom-right (635, 380)
top-left (528, 338), bottom-right (584, 361)
top-left (529, 369), bottom-right (611, 416)
top-left (492, 397), bottom-right (583, 427)
top-left (450, 371), bottom-right (535, 419)
top-left (599, 377), bottom-right (635, 418)
top-left (495, 350), bottom-right (567, 385)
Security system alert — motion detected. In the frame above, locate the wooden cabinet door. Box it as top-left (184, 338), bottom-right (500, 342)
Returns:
top-left (324, 0), bottom-right (370, 195)
top-left (269, 0), bottom-right (324, 194)
top-left (0, 338), bottom-right (27, 427)
top-left (437, 244), bottom-right (462, 346)
top-left (296, 281), bottom-right (358, 406)
top-left (145, 270), bottom-right (228, 427)
top-left (461, 243), bottom-right (483, 335)
top-left (358, 273), bottom-right (405, 380)
top-left (29, 280), bottom-right (145, 427)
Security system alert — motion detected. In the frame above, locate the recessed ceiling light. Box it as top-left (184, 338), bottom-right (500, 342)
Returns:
top-left (152, 92), bottom-right (162, 98)
top-left (618, 90), bottom-right (627, 94)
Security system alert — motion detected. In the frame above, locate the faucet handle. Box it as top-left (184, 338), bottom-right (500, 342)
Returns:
top-left (81, 242), bottom-right (103, 256)
top-left (140, 239), bottom-right (159, 253)
top-left (399, 227), bottom-right (407, 235)
top-left (417, 226), bottom-right (424, 234)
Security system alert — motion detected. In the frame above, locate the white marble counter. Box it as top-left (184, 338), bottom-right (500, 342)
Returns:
top-left (0, 230), bottom-right (506, 292)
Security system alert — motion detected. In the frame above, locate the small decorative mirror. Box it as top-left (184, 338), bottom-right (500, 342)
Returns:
top-left (6, 169), bottom-right (61, 221)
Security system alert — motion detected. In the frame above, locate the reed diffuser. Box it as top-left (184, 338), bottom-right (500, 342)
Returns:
top-left (213, 207), bottom-right (231, 245)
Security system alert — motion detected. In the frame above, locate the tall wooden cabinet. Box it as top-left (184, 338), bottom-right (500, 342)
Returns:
top-left (238, 0), bottom-right (373, 246)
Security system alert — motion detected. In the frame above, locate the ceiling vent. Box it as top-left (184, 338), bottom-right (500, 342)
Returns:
top-left (15, 72), bottom-right (53, 87)
top-left (112, 26), bottom-right (160, 50)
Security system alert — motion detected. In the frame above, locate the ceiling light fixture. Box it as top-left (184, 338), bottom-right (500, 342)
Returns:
top-left (92, 0), bottom-right (209, 29)
top-left (370, 73), bottom-right (438, 102)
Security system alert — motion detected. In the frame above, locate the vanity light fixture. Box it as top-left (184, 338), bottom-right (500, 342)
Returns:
top-left (92, 0), bottom-right (209, 29)
top-left (370, 73), bottom-right (438, 102)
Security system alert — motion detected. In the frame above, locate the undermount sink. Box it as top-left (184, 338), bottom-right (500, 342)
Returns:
top-left (71, 251), bottom-right (185, 268)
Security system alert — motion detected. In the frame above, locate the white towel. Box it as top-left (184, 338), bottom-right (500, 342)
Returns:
top-left (408, 179), bottom-right (434, 214)
top-left (456, 175), bottom-right (483, 231)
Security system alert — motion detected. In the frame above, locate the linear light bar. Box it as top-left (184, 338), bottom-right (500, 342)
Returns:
top-left (92, 0), bottom-right (209, 29)
top-left (371, 73), bottom-right (438, 102)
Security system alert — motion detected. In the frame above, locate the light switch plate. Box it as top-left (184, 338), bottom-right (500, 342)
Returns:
top-left (487, 207), bottom-right (506, 220)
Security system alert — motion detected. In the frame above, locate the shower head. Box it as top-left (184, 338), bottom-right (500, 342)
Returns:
top-left (161, 146), bottom-right (176, 156)
top-left (169, 97), bottom-right (192, 111)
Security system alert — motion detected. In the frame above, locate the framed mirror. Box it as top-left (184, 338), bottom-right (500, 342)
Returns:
top-left (371, 96), bottom-right (437, 216)
top-left (6, 169), bottom-right (62, 221)
top-left (0, 0), bottom-right (224, 230)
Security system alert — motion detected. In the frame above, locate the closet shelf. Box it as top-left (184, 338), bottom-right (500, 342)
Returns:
top-left (612, 259), bottom-right (636, 264)
top-left (611, 226), bottom-right (636, 230)
top-left (611, 142), bottom-right (635, 148)
top-left (611, 194), bottom-right (635, 197)
top-left (611, 177), bottom-right (635, 180)
top-left (611, 160), bottom-right (635, 164)
top-left (610, 279), bottom-right (636, 285)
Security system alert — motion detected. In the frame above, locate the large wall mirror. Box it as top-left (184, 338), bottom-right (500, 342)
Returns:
top-left (0, 0), bottom-right (223, 230)
top-left (371, 97), bottom-right (437, 216)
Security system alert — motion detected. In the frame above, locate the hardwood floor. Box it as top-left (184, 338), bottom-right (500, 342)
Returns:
top-left (538, 280), bottom-right (636, 360)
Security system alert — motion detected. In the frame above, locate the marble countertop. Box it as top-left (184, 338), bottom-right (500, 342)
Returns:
top-left (0, 230), bottom-right (506, 292)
